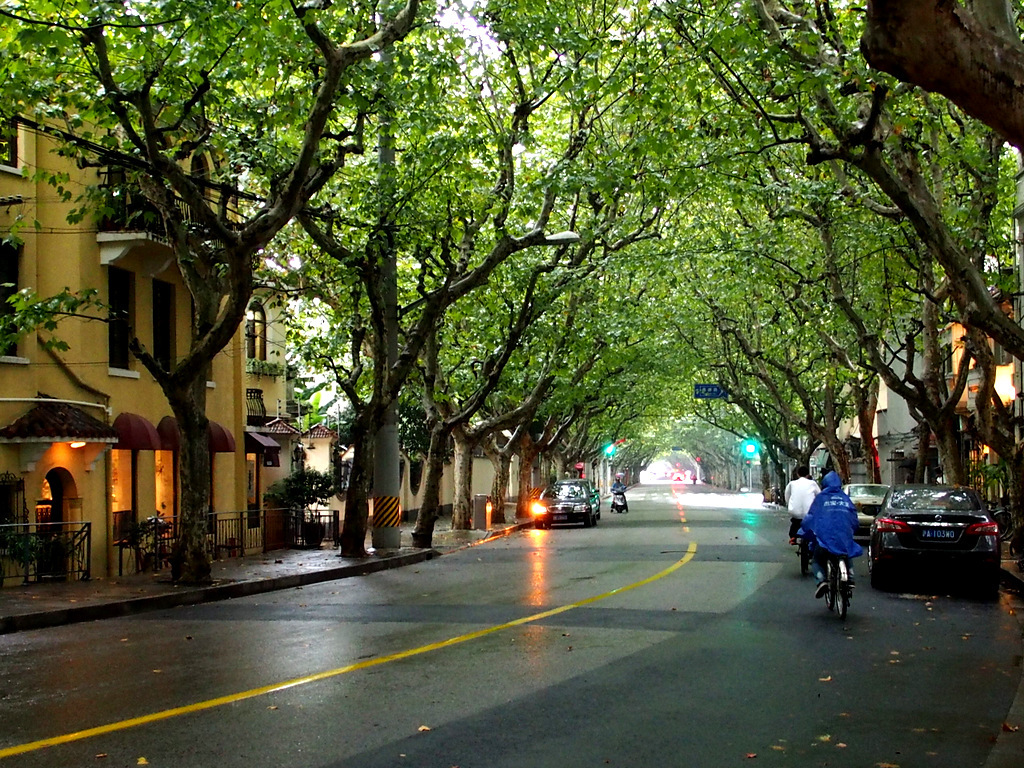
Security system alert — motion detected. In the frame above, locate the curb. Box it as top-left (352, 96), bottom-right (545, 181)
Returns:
top-left (0, 549), bottom-right (437, 635)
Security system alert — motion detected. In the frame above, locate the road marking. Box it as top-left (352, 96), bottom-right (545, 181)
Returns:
top-left (0, 541), bottom-right (697, 758)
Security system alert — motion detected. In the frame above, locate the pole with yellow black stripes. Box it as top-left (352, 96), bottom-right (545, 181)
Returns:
top-left (371, 61), bottom-right (403, 552)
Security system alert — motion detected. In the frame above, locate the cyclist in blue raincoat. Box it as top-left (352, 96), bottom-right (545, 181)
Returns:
top-left (797, 471), bottom-right (862, 598)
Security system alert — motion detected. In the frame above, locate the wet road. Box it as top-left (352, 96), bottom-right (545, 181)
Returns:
top-left (1, 483), bottom-right (1021, 767)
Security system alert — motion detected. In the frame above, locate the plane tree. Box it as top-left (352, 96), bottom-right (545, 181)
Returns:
top-left (280, 0), bottom-right (670, 554)
top-left (861, 0), bottom-right (1024, 150)
top-left (0, 0), bottom-right (421, 581)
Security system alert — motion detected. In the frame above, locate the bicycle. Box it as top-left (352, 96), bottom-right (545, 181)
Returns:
top-left (822, 551), bottom-right (851, 620)
top-left (993, 506), bottom-right (1013, 542)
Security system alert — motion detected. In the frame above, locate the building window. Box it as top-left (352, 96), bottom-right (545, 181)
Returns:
top-left (152, 279), bottom-right (175, 372)
top-left (0, 121), bottom-right (17, 168)
top-left (0, 242), bottom-right (19, 356)
top-left (108, 266), bottom-right (134, 369)
top-left (246, 302), bottom-right (267, 361)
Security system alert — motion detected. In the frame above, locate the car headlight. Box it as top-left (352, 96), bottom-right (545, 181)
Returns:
top-left (531, 502), bottom-right (547, 516)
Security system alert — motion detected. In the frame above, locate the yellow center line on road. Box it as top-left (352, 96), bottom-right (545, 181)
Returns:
top-left (0, 541), bottom-right (698, 759)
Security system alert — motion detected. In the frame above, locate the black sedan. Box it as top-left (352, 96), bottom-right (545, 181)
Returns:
top-left (868, 485), bottom-right (1000, 593)
top-left (531, 479), bottom-right (601, 529)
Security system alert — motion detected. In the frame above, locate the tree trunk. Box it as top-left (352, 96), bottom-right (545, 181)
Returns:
top-left (412, 427), bottom-right (447, 548)
top-left (913, 422), bottom-right (930, 484)
top-left (517, 437), bottom-right (541, 518)
top-left (855, 381), bottom-right (883, 484)
top-left (488, 449), bottom-right (512, 525)
top-left (339, 422), bottom-right (373, 557)
top-left (450, 431), bottom-right (475, 529)
top-left (934, 420), bottom-right (966, 485)
top-left (169, 376), bottom-right (212, 584)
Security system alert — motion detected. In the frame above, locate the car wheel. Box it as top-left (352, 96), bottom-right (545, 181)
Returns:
top-left (583, 509), bottom-right (594, 528)
top-left (534, 520), bottom-right (546, 530)
top-left (869, 550), bottom-right (891, 591)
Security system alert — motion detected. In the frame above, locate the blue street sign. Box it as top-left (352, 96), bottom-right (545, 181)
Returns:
top-left (694, 383), bottom-right (727, 399)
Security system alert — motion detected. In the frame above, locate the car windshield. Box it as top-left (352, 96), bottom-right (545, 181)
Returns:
top-left (888, 488), bottom-right (980, 511)
top-left (546, 484), bottom-right (585, 500)
top-left (847, 485), bottom-right (887, 497)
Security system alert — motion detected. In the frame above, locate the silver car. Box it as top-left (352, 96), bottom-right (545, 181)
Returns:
top-left (843, 483), bottom-right (890, 541)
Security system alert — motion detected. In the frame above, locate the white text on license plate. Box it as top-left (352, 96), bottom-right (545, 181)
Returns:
top-left (922, 528), bottom-right (957, 540)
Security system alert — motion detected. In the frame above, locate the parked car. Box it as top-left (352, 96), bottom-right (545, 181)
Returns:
top-left (868, 484), bottom-right (1000, 593)
top-left (843, 483), bottom-right (890, 541)
top-left (531, 479), bottom-right (601, 529)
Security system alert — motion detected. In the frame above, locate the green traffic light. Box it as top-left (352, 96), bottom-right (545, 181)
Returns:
top-left (604, 443), bottom-right (616, 456)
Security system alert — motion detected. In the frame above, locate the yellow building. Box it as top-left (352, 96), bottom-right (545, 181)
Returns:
top-left (0, 119), bottom-right (288, 583)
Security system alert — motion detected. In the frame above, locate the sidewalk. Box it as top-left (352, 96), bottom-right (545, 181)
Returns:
top-left (0, 517), bottom-right (533, 635)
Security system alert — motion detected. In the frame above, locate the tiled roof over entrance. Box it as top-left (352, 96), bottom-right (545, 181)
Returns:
top-left (0, 399), bottom-right (119, 443)
top-left (303, 424), bottom-right (338, 440)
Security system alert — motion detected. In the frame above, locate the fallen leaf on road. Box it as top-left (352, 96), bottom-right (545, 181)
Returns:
top-left (95, 754), bottom-right (108, 759)
top-left (836, 743), bottom-right (847, 748)
top-left (185, 636), bottom-right (193, 641)
top-left (1002, 722), bottom-right (1019, 732)
top-left (745, 753), bottom-right (757, 759)
top-left (816, 734), bottom-right (831, 743)
top-left (875, 763), bottom-right (900, 768)
top-left (418, 725), bottom-right (431, 732)
top-left (268, 706), bottom-right (278, 710)
top-left (137, 759), bottom-right (149, 766)
top-left (152, 669), bottom-right (162, 674)
top-left (819, 676), bottom-right (832, 682)
top-left (770, 745), bottom-right (785, 752)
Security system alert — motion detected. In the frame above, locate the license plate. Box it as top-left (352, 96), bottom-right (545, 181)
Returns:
top-left (921, 528), bottom-right (957, 540)
top-left (554, 514), bottom-right (567, 521)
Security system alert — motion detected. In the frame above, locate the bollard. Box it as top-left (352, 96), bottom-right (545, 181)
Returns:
top-left (472, 494), bottom-right (491, 530)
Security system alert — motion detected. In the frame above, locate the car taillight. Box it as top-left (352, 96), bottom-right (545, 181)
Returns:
top-left (966, 521), bottom-right (999, 537)
top-left (875, 517), bottom-right (912, 533)
top-left (531, 502), bottom-right (547, 517)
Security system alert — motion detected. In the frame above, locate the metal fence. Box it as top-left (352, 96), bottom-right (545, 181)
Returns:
top-left (0, 521), bottom-right (92, 586)
top-left (111, 507), bottom-right (341, 576)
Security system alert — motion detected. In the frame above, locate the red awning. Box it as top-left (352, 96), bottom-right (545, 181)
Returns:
top-left (244, 432), bottom-right (280, 452)
top-left (155, 417), bottom-right (236, 453)
top-left (157, 416), bottom-right (179, 451)
top-left (208, 420), bottom-right (236, 453)
top-left (113, 412), bottom-right (162, 451)
top-left (245, 432), bottom-right (281, 467)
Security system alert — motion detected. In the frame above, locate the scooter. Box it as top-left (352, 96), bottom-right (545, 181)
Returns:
top-left (611, 491), bottom-right (628, 513)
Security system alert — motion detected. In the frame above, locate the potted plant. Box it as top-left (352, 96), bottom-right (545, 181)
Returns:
top-left (264, 469), bottom-right (334, 548)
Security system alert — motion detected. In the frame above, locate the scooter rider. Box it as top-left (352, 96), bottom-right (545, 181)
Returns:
top-left (611, 475), bottom-right (628, 513)
top-left (797, 471), bottom-right (862, 598)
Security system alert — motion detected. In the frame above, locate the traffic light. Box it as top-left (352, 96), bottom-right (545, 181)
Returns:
top-left (742, 439), bottom-right (758, 456)
top-left (695, 456), bottom-right (702, 463)
top-left (604, 442), bottom-right (616, 456)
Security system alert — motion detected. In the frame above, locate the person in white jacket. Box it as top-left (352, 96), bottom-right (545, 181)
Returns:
top-left (785, 465), bottom-right (820, 542)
